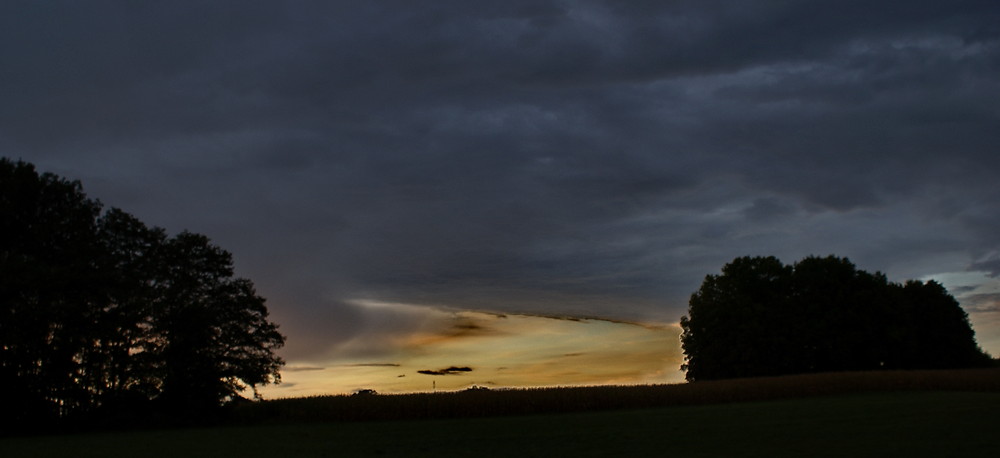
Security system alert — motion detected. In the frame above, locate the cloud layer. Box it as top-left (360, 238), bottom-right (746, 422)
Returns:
top-left (4, 1), bottom-right (1000, 361)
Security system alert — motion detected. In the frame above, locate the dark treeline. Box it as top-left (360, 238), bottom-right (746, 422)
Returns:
top-left (0, 158), bottom-right (284, 433)
top-left (681, 256), bottom-right (993, 381)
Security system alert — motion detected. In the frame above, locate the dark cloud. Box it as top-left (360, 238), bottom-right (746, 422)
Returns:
top-left (971, 259), bottom-right (1000, 278)
top-left (968, 242), bottom-right (1000, 278)
top-left (743, 197), bottom-right (798, 223)
top-left (962, 293), bottom-right (1000, 314)
top-left (417, 366), bottom-right (474, 376)
top-left (3, 0), bottom-right (1000, 358)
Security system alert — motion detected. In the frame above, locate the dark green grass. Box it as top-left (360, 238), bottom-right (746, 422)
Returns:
top-left (4, 391), bottom-right (999, 457)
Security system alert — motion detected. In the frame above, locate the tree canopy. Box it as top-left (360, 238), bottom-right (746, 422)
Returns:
top-left (0, 158), bottom-right (284, 429)
top-left (680, 255), bottom-right (991, 382)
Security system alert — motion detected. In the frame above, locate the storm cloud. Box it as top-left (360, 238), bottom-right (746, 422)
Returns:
top-left (4, 0), bottom-right (1000, 361)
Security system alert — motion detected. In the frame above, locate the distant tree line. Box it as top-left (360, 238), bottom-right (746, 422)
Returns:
top-left (1, 158), bottom-right (285, 431)
top-left (680, 256), bottom-right (992, 382)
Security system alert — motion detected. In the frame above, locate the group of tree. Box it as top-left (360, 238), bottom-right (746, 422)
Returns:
top-left (1, 158), bottom-right (285, 431)
top-left (680, 255), bottom-right (993, 381)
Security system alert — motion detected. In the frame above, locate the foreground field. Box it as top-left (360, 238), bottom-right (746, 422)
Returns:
top-left (3, 391), bottom-right (999, 457)
top-left (233, 367), bottom-right (1000, 423)
top-left (3, 369), bottom-right (999, 456)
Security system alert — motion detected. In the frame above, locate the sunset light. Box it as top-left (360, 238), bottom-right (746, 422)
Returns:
top-left (260, 307), bottom-right (684, 397)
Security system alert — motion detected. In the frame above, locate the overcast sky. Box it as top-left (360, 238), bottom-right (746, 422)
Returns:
top-left (4, 1), bottom-right (1000, 368)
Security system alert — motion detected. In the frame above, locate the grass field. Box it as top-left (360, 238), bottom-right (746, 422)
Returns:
top-left (3, 391), bottom-right (999, 457)
top-left (3, 369), bottom-right (999, 457)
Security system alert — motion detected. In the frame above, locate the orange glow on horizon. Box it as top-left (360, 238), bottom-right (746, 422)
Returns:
top-left (257, 309), bottom-right (685, 398)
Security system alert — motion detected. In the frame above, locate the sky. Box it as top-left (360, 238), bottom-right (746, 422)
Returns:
top-left (3, 1), bottom-right (1000, 395)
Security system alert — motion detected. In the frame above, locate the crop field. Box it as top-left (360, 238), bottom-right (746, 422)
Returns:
top-left (3, 368), bottom-right (999, 457)
top-left (231, 367), bottom-right (1000, 423)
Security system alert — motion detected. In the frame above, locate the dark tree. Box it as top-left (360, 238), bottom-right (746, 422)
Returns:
top-left (151, 232), bottom-right (284, 412)
top-left (89, 208), bottom-right (169, 411)
top-left (1, 159), bottom-right (107, 424)
top-left (785, 256), bottom-right (893, 373)
top-left (680, 255), bottom-right (991, 381)
top-left (892, 279), bottom-right (988, 369)
top-left (0, 158), bottom-right (284, 429)
top-left (679, 256), bottom-right (792, 381)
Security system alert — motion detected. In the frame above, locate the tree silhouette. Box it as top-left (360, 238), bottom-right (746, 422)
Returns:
top-left (1, 159), bottom-right (106, 424)
top-left (680, 255), bottom-right (991, 381)
top-left (152, 232), bottom-right (284, 412)
top-left (0, 158), bottom-right (284, 429)
top-left (679, 256), bottom-right (792, 380)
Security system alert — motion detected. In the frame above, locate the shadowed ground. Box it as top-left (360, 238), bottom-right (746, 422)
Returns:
top-left (2, 391), bottom-right (998, 457)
